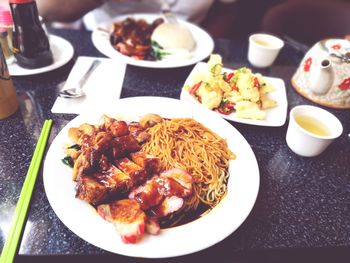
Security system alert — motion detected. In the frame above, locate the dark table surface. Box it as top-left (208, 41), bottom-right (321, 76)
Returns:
top-left (0, 28), bottom-right (349, 263)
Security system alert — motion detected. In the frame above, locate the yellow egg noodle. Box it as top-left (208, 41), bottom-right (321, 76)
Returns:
top-left (141, 117), bottom-right (235, 212)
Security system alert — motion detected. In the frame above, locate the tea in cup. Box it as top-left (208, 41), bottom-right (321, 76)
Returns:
top-left (248, 33), bottom-right (284, 68)
top-left (286, 105), bottom-right (343, 157)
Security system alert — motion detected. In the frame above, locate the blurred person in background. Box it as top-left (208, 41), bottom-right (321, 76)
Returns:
top-left (261, 0), bottom-right (350, 45)
top-left (35, 0), bottom-right (240, 38)
top-left (0, 0), bottom-right (284, 39)
top-left (4, 0), bottom-right (346, 44)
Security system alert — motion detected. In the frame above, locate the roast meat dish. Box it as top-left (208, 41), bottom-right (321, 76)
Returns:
top-left (62, 113), bottom-right (234, 244)
top-left (110, 17), bottom-right (164, 60)
top-left (63, 114), bottom-right (194, 243)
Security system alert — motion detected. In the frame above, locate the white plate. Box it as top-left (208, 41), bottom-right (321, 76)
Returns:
top-left (43, 96), bottom-right (259, 258)
top-left (91, 14), bottom-right (214, 68)
top-left (180, 62), bottom-right (288, 127)
top-left (8, 35), bottom-right (74, 76)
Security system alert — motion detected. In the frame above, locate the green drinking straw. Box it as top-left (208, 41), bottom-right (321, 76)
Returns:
top-left (0, 119), bottom-right (53, 263)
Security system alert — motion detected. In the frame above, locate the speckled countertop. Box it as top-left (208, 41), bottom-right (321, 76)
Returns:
top-left (0, 28), bottom-right (349, 262)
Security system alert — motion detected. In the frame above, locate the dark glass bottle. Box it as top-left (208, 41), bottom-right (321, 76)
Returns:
top-left (9, 0), bottom-right (53, 69)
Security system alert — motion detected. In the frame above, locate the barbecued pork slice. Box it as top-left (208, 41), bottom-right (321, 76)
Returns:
top-left (128, 176), bottom-right (164, 210)
top-left (112, 135), bottom-right (141, 159)
top-left (91, 132), bottom-right (114, 153)
top-left (75, 176), bottom-right (109, 206)
top-left (72, 132), bottom-right (115, 179)
top-left (97, 199), bottom-right (146, 244)
top-left (73, 147), bottom-right (102, 179)
top-left (150, 196), bottom-right (184, 218)
top-left (129, 168), bottom-right (193, 217)
top-left (145, 217), bottom-right (160, 235)
top-left (108, 120), bottom-right (129, 137)
top-left (130, 152), bottom-right (161, 175)
top-left (129, 176), bottom-right (186, 216)
top-left (115, 157), bottom-right (148, 185)
top-left (80, 131), bottom-right (113, 153)
top-left (159, 168), bottom-right (193, 197)
top-left (93, 165), bottom-right (133, 196)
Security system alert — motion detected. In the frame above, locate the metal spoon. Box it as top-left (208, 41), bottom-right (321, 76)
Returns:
top-left (161, 0), bottom-right (178, 24)
top-left (58, 59), bottom-right (101, 99)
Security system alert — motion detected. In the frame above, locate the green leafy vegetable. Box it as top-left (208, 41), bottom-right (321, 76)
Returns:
top-left (62, 156), bottom-right (74, 168)
top-left (151, 40), bottom-right (170, 60)
top-left (68, 144), bottom-right (81, 150)
top-left (210, 63), bottom-right (222, 77)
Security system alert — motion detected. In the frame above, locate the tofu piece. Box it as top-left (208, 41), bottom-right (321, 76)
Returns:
top-left (226, 90), bottom-right (242, 104)
top-left (217, 78), bottom-right (231, 93)
top-left (259, 83), bottom-right (275, 94)
top-left (261, 95), bottom-right (277, 109)
top-left (201, 91), bottom-right (222, 110)
top-left (196, 84), bottom-right (208, 98)
top-left (237, 74), bottom-right (260, 102)
top-left (235, 100), bottom-right (266, 120)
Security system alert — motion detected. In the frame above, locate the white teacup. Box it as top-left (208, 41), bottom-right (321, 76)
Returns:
top-left (248, 33), bottom-right (284, 68)
top-left (286, 105), bottom-right (343, 157)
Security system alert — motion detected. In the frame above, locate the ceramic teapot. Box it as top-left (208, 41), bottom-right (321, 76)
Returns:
top-left (291, 38), bottom-right (350, 109)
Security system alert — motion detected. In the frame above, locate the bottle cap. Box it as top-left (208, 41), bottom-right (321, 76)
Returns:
top-left (9, 0), bottom-right (34, 4)
top-left (0, 9), bottom-right (13, 26)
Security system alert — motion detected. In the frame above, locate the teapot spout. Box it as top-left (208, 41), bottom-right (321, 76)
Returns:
top-left (309, 59), bottom-right (334, 95)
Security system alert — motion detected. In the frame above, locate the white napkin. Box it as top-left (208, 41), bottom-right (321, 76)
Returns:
top-left (51, 56), bottom-right (126, 114)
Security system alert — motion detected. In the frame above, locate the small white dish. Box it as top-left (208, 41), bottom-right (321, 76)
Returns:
top-left (91, 13), bottom-right (214, 68)
top-left (180, 62), bottom-right (288, 127)
top-left (8, 35), bottom-right (74, 76)
top-left (43, 96), bottom-right (259, 258)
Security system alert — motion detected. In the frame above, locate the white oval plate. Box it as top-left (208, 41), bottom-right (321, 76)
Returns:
top-left (91, 14), bottom-right (214, 68)
top-left (180, 62), bottom-right (288, 127)
top-left (8, 35), bottom-right (74, 76)
top-left (43, 96), bottom-right (259, 258)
